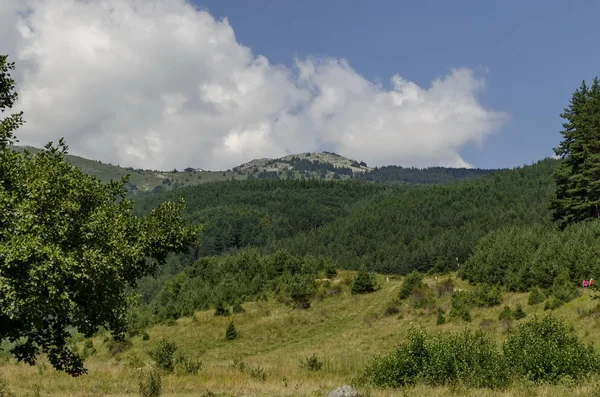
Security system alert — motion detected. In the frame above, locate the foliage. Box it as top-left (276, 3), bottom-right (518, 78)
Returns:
top-left (351, 266), bottom-right (377, 294)
top-left (398, 271), bottom-right (426, 300)
top-left (299, 353), bottom-right (324, 371)
top-left (280, 159), bottom-right (556, 274)
top-left (363, 328), bottom-right (509, 389)
top-left (551, 78), bottom-right (600, 228)
top-left (0, 55), bottom-right (197, 377)
top-left (174, 352), bottom-right (202, 375)
top-left (513, 304), bottom-right (527, 320)
top-left (138, 366), bottom-right (162, 397)
top-left (436, 308), bottom-right (446, 325)
top-left (504, 315), bottom-right (600, 382)
top-left (498, 306), bottom-right (513, 322)
top-left (462, 221), bottom-right (600, 292)
top-left (528, 287), bottom-right (546, 305)
top-left (324, 262), bottom-right (337, 279)
top-left (449, 291), bottom-right (472, 322)
top-left (471, 284), bottom-right (503, 307)
top-left (225, 321), bottom-right (238, 341)
top-left (148, 338), bottom-right (178, 373)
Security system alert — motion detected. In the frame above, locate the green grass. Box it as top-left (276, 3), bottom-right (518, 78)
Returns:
top-left (2, 273), bottom-right (600, 396)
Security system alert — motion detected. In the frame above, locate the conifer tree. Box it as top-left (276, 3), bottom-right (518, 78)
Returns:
top-left (552, 78), bottom-right (600, 228)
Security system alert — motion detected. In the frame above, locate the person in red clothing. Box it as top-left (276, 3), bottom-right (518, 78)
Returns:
top-left (583, 279), bottom-right (589, 287)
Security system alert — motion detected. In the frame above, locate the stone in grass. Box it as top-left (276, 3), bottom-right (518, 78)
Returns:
top-left (328, 385), bottom-right (362, 397)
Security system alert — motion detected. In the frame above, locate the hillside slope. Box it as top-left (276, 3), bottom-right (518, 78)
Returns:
top-left (2, 272), bottom-right (599, 397)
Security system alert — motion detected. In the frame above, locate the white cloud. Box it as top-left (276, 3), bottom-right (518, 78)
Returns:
top-left (1, 0), bottom-right (507, 170)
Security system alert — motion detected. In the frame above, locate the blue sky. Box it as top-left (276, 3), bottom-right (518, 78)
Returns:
top-left (193, 0), bottom-right (600, 169)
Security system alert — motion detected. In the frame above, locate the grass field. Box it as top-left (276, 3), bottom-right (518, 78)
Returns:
top-left (2, 273), bottom-right (600, 397)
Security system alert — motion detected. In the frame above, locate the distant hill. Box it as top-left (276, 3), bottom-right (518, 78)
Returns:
top-left (13, 146), bottom-right (499, 194)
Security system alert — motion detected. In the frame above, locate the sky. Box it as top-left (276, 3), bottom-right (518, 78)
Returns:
top-left (1, 0), bottom-right (599, 171)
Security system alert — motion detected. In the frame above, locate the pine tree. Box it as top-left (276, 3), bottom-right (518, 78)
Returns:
top-left (551, 78), bottom-right (600, 228)
top-left (351, 265), bottom-right (377, 294)
top-left (225, 321), bottom-right (238, 341)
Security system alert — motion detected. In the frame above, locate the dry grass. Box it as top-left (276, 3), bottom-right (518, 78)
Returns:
top-left (2, 273), bottom-right (600, 396)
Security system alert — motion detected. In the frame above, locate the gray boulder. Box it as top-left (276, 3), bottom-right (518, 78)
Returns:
top-left (328, 385), bottom-right (362, 397)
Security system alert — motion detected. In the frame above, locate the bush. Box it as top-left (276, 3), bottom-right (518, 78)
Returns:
top-left (232, 302), bottom-right (245, 314)
top-left (423, 329), bottom-right (509, 388)
top-left (325, 262), bottom-right (337, 279)
top-left (175, 353), bottom-right (202, 375)
top-left (225, 321), bottom-right (238, 341)
top-left (362, 328), bottom-right (428, 387)
top-left (450, 291), bottom-right (472, 322)
top-left (300, 353), bottom-right (324, 371)
top-left (398, 271), bottom-right (425, 300)
top-left (513, 304), bottom-right (526, 320)
top-left (504, 314), bottom-right (600, 382)
top-left (249, 366), bottom-right (267, 382)
top-left (148, 338), bottom-right (178, 373)
top-left (409, 287), bottom-right (436, 310)
top-left (472, 283), bottom-right (503, 307)
top-left (498, 306), bottom-right (513, 322)
top-left (138, 366), bottom-right (162, 397)
top-left (214, 302), bottom-right (230, 317)
top-left (544, 296), bottom-right (564, 310)
top-left (282, 274), bottom-right (316, 309)
top-left (363, 328), bottom-right (509, 388)
top-left (528, 287), bottom-right (546, 305)
top-left (383, 304), bottom-right (401, 317)
top-left (352, 266), bottom-right (377, 294)
top-left (436, 308), bottom-right (446, 325)
top-left (549, 272), bottom-right (579, 304)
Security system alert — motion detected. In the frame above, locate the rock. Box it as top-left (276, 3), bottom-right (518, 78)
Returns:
top-left (328, 385), bottom-right (362, 397)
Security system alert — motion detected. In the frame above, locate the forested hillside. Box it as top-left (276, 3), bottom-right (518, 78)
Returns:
top-left (278, 158), bottom-right (556, 273)
top-left (133, 180), bottom-right (390, 259)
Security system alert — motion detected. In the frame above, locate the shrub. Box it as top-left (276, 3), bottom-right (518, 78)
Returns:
top-left (175, 353), bottom-right (202, 375)
top-left (423, 329), bottom-right (509, 388)
top-left (148, 338), bottom-right (178, 373)
top-left (436, 308), bottom-right (446, 325)
top-left (513, 304), bottom-right (527, 320)
top-left (544, 296), bottom-right (564, 311)
top-left (214, 302), bottom-right (230, 317)
top-left (232, 302), bottom-right (245, 314)
top-left (363, 328), bottom-right (509, 389)
top-left (472, 283), bottom-right (503, 307)
top-left (249, 366), bottom-right (267, 382)
top-left (549, 272), bottom-right (579, 304)
top-left (325, 262), bottom-right (337, 279)
top-left (225, 321), bottom-right (238, 341)
top-left (138, 366), bottom-right (162, 397)
top-left (450, 291), bottom-right (472, 322)
top-left (283, 274), bottom-right (316, 308)
top-left (498, 306), bottom-right (513, 322)
top-left (504, 314), bottom-right (600, 382)
top-left (352, 266), bottom-right (377, 294)
top-left (398, 271), bottom-right (425, 300)
top-left (362, 328), bottom-right (428, 387)
top-left (142, 331), bottom-right (150, 341)
top-left (528, 287), bottom-right (546, 305)
top-left (414, 293), bottom-right (437, 312)
top-left (383, 304), bottom-right (401, 317)
top-left (300, 353), bottom-right (324, 371)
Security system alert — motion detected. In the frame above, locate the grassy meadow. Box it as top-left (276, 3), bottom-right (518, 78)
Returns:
top-left (3, 272), bottom-right (600, 397)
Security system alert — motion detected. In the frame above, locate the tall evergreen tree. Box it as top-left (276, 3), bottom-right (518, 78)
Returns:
top-left (551, 78), bottom-right (600, 228)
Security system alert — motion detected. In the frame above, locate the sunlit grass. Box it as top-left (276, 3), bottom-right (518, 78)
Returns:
top-left (2, 272), bottom-right (600, 396)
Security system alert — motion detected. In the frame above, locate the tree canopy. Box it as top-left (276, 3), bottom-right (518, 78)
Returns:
top-left (551, 78), bottom-right (600, 228)
top-left (0, 55), bottom-right (198, 376)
